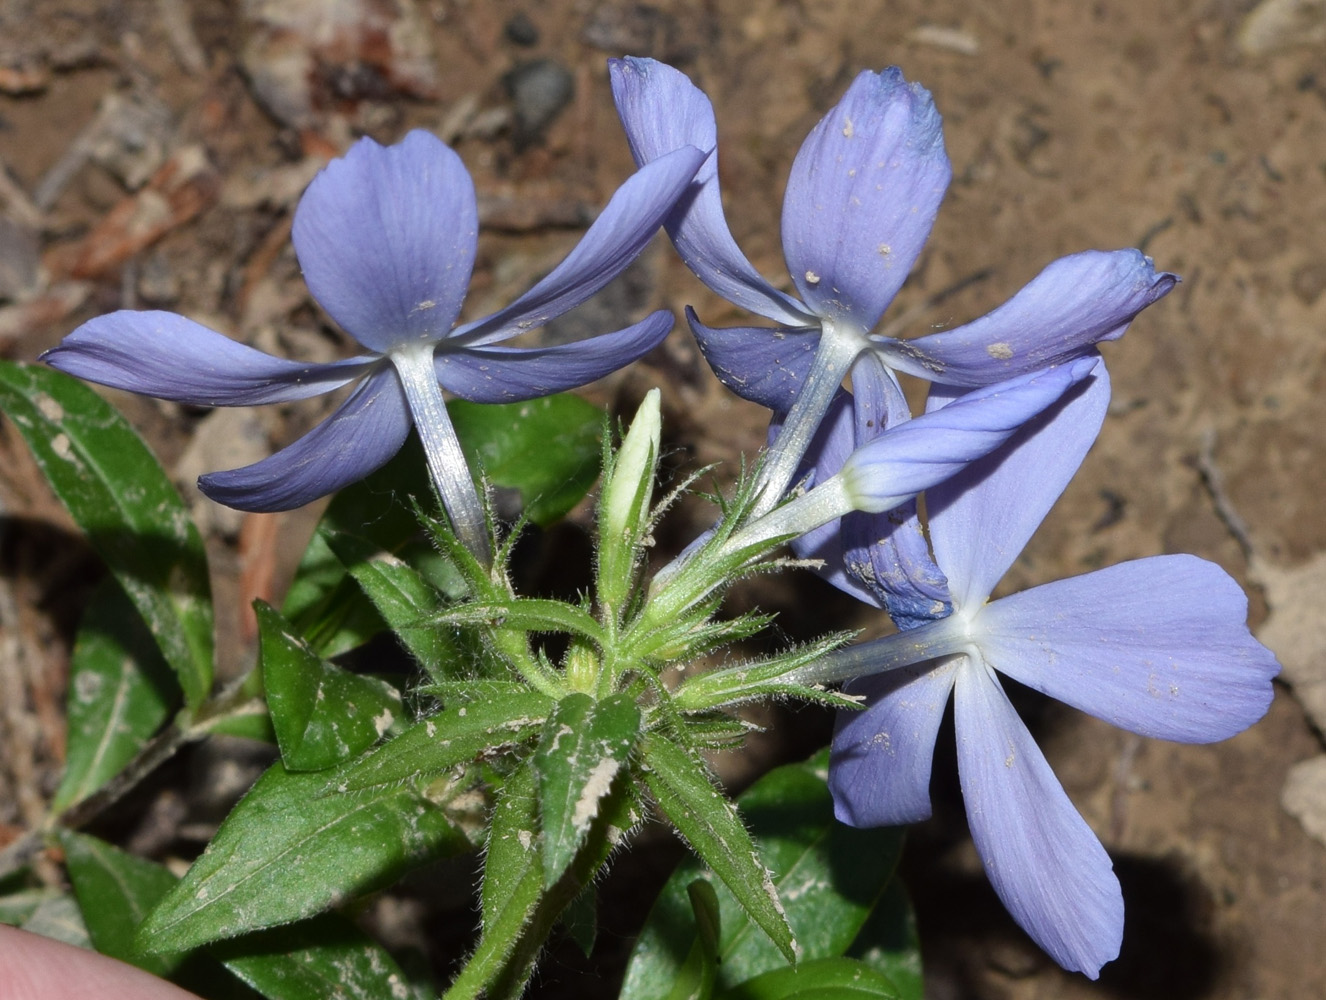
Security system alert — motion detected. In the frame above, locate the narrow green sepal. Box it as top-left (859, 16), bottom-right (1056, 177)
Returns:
top-left (673, 633), bottom-right (860, 713)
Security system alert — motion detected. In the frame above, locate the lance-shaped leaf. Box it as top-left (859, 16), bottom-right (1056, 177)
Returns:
top-left (257, 601), bottom-right (403, 771)
top-left (454, 762), bottom-right (639, 1000)
top-left (433, 599), bottom-right (607, 646)
top-left (448, 394), bottom-right (603, 527)
top-left (481, 763), bottom-right (542, 940)
top-left (52, 580), bottom-right (178, 812)
top-left (213, 914), bottom-right (426, 1000)
top-left (21, 893), bottom-right (90, 948)
top-left (622, 750), bottom-right (906, 999)
top-left (713, 957), bottom-right (902, 1000)
top-left (638, 733), bottom-right (796, 965)
top-left (328, 690), bottom-right (554, 793)
top-left (533, 692), bottom-right (641, 887)
top-left (663, 881), bottom-right (722, 1000)
top-left (0, 361), bottom-right (213, 708)
top-left (0, 888), bottom-right (62, 926)
top-left (59, 831), bottom-right (183, 978)
top-left (326, 530), bottom-right (469, 678)
top-left (137, 763), bottom-right (469, 953)
top-left (282, 435), bottom-right (440, 659)
top-left (846, 881), bottom-right (922, 1000)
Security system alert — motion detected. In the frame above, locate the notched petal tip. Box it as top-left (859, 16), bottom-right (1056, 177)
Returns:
top-left (293, 128), bottom-right (478, 354)
top-left (781, 65), bottom-right (952, 329)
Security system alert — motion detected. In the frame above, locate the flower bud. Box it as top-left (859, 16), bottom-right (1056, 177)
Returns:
top-left (598, 389), bottom-right (662, 611)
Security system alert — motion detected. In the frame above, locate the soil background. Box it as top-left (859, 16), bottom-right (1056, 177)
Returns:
top-left (2, 1), bottom-right (1325, 998)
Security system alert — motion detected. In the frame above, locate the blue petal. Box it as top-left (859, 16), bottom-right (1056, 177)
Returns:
top-left (609, 57), bottom-right (812, 327)
top-left (451, 146), bottom-right (707, 347)
top-left (976, 555), bottom-right (1279, 742)
top-left (42, 311), bottom-right (369, 405)
top-left (926, 361), bottom-right (1110, 609)
top-left (875, 250), bottom-right (1177, 386)
top-left (829, 658), bottom-right (958, 826)
top-left (839, 361), bottom-right (1095, 513)
top-left (293, 130), bottom-right (477, 353)
top-left (781, 69), bottom-right (950, 331)
top-left (199, 367), bottom-right (410, 511)
top-left (839, 355), bottom-right (951, 626)
top-left (787, 392), bottom-right (884, 606)
top-left (436, 311), bottom-right (672, 403)
top-left (954, 660), bottom-right (1123, 978)
top-left (688, 308), bottom-right (820, 412)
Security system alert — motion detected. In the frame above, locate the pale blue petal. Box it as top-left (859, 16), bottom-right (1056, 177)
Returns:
top-left (840, 354), bottom-right (951, 626)
top-left (976, 555), bottom-right (1279, 743)
top-left (199, 367), bottom-right (410, 511)
top-left (829, 658), bottom-right (958, 826)
top-left (450, 146), bottom-right (707, 346)
top-left (609, 57), bottom-right (812, 327)
top-left (42, 311), bottom-right (369, 405)
top-left (840, 361), bottom-right (1095, 513)
top-left (875, 250), bottom-right (1177, 386)
top-left (955, 660), bottom-right (1123, 978)
top-left (293, 130), bottom-right (477, 353)
top-left (781, 69), bottom-right (950, 330)
top-left (435, 311), bottom-right (672, 403)
top-left (688, 309), bottom-right (819, 412)
top-left (927, 361), bottom-right (1110, 609)
top-left (787, 392), bottom-right (883, 605)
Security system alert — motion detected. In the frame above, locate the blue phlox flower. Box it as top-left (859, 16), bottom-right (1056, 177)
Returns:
top-left (824, 361), bottom-right (1280, 977)
top-left (610, 56), bottom-right (1177, 451)
top-left (43, 129), bottom-right (705, 515)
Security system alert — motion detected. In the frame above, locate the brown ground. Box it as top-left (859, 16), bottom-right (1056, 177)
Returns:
top-left (2, 0), bottom-right (1325, 997)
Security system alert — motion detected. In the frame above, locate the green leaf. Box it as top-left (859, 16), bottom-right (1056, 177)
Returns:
top-left (257, 601), bottom-right (403, 771)
top-left (282, 436), bottom-right (442, 659)
top-left (137, 762), bottom-right (469, 953)
top-left (329, 691), bottom-right (553, 793)
top-left (449, 394), bottom-right (602, 526)
top-left (845, 882), bottom-right (922, 1000)
top-left (533, 693), bottom-right (641, 886)
top-left (621, 751), bottom-right (906, 1000)
top-left (325, 531), bottom-right (467, 678)
top-left (638, 733), bottom-right (796, 966)
top-left (715, 958), bottom-right (901, 1000)
top-left (0, 361), bottom-right (213, 707)
top-left (21, 892), bottom-right (91, 948)
top-left (435, 598), bottom-right (607, 645)
top-left (481, 763), bottom-right (541, 939)
top-left (59, 831), bottom-right (183, 977)
top-left (662, 881), bottom-right (721, 1000)
top-left (561, 884), bottom-right (598, 959)
top-left (52, 579), bottom-right (178, 812)
top-left (453, 763), bottom-right (637, 1000)
top-left (213, 914), bottom-right (425, 1000)
top-left (0, 888), bottom-right (62, 926)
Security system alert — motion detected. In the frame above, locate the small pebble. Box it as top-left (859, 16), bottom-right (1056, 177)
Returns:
top-left (505, 12), bottom-right (540, 47)
top-left (503, 59), bottom-right (574, 144)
